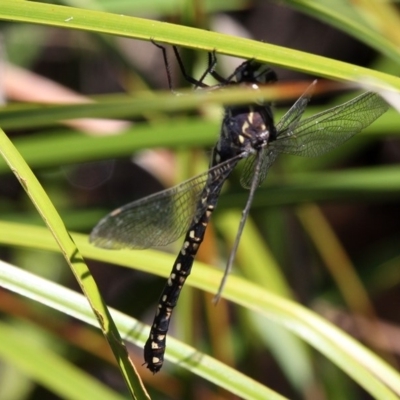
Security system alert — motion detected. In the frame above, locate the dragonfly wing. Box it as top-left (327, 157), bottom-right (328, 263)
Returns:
top-left (90, 170), bottom-right (212, 250)
top-left (274, 91), bottom-right (389, 157)
top-left (240, 147), bottom-right (278, 189)
top-left (275, 81), bottom-right (316, 133)
top-left (90, 156), bottom-right (241, 250)
top-left (239, 81), bottom-right (316, 189)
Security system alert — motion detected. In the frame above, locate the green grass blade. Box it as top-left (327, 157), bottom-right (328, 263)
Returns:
top-left (61, 0), bottom-right (248, 14)
top-left (0, 87), bottom-right (287, 130)
top-left (283, 0), bottom-right (400, 64)
top-left (0, 87), bottom-right (396, 130)
top-left (0, 118), bottom-right (218, 174)
top-left (0, 103), bottom-right (395, 175)
top-left (1, 2), bottom-right (400, 87)
top-left (218, 165), bottom-right (400, 209)
top-left (0, 258), bottom-right (287, 400)
top-left (217, 211), bottom-right (314, 391)
top-left (0, 320), bottom-right (126, 400)
top-left (0, 129), bottom-right (147, 400)
top-left (1, 222), bottom-right (400, 399)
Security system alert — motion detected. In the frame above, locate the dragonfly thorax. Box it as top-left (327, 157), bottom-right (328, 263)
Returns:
top-left (209, 59), bottom-right (278, 163)
top-left (214, 102), bottom-right (276, 164)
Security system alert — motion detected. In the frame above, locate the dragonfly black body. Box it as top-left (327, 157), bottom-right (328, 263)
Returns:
top-left (90, 46), bottom-right (389, 373)
top-left (141, 54), bottom-right (278, 373)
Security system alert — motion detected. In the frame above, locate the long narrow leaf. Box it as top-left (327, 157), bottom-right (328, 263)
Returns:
top-left (1, 2), bottom-right (400, 88)
top-left (0, 129), bottom-right (147, 400)
top-left (0, 259), bottom-right (287, 400)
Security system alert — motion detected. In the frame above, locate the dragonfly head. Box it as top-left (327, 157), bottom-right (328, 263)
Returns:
top-left (233, 60), bottom-right (277, 85)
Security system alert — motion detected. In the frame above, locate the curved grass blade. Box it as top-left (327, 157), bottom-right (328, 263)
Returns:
top-left (0, 129), bottom-right (147, 400)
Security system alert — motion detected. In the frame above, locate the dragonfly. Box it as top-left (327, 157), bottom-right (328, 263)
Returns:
top-left (90, 47), bottom-right (389, 373)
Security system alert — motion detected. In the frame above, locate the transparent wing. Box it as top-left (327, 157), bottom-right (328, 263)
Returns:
top-left (275, 80), bottom-right (316, 133)
top-left (273, 91), bottom-right (389, 157)
top-left (240, 148), bottom-right (277, 189)
top-left (89, 156), bottom-right (240, 250)
top-left (240, 81), bottom-right (315, 189)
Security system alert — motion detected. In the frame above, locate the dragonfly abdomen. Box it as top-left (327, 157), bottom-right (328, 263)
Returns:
top-left (144, 188), bottom-right (221, 373)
